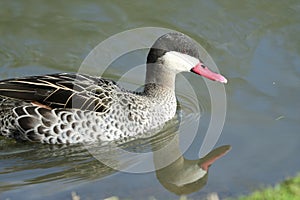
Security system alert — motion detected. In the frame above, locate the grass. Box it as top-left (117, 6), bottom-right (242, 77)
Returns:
top-left (232, 173), bottom-right (300, 200)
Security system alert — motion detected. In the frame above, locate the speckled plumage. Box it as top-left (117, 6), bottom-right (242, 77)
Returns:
top-left (0, 74), bottom-right (176, 144)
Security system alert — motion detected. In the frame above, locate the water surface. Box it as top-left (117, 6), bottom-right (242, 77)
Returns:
top-left (0, 1), bottom-right (300, 199)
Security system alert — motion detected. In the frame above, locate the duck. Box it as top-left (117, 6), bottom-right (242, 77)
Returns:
top-left (0, 32), bottom-right (227, 144)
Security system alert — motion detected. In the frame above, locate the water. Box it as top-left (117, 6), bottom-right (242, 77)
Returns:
top-left (0, 0), bottom-right (300, 199)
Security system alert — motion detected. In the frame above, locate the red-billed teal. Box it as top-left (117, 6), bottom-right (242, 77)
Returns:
top-left (0, 33), bottom-right (227, 144)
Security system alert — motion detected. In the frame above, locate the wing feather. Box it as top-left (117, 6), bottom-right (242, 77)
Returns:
top-left (0, 73), bottom-right (119, 112)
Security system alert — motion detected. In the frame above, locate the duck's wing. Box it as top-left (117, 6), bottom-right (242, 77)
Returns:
top-left (0, 73), bottom-right (120, 112)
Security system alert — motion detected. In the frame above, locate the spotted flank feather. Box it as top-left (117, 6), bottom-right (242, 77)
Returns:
top-left (12, 106), bottom-right (107, 144)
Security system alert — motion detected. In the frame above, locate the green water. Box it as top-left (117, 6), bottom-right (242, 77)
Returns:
top-left (0, 1), bottom-right (300, 199)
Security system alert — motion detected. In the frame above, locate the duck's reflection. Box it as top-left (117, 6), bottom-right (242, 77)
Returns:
top-left (154, 142), bottom-right (230, 195)
top-left (0, 130), bottom-right (230, 195)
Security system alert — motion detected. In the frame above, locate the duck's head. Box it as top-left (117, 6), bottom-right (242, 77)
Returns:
top-left (147, 32), bottom-right (227, 84)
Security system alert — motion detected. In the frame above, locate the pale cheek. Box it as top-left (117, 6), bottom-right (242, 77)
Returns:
top-left (165, 59), bottom-right (190, 72)
top-left (162, 51), bottom-right (199, 72)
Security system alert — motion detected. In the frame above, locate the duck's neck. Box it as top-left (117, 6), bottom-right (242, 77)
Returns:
top-left (144, 63), bottom-right (176, 95)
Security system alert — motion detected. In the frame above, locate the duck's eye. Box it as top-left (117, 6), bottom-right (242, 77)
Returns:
top-left (181, 49), bottom-right (188, 55)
